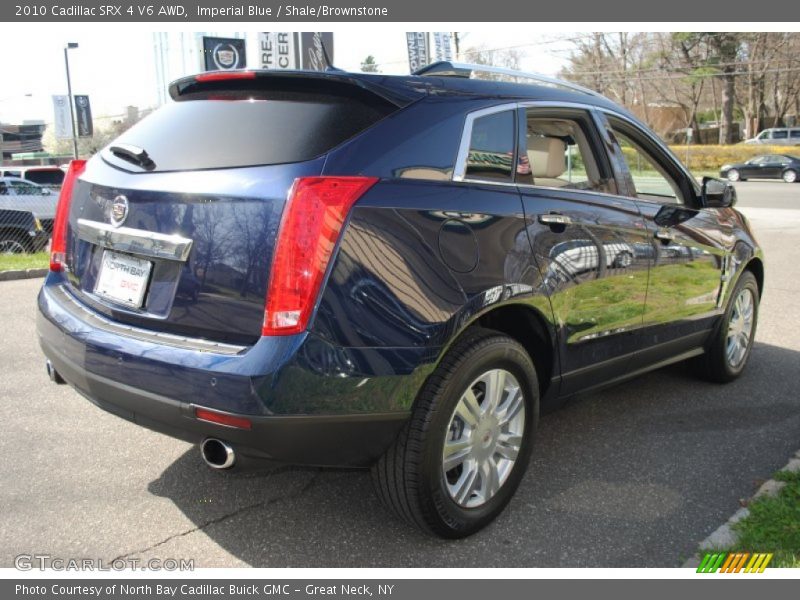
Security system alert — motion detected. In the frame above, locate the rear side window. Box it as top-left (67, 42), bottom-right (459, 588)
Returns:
top-left (464, 110), bottom-right (515, 183)
top-left (772, 130), bottom-right (788, 139)
top-left (103, 85), bottom-right (398, 172)
top-left (790, 130), bottom-right (800, 139)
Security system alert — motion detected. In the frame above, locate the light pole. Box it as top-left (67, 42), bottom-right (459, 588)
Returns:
top-left (64, 42), bottom-right (79, 160)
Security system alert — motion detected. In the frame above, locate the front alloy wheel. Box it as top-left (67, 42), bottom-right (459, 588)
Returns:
top-left (691, 270), bottom-right (759, 383)
top-left (726, 169), bottom-right (740, 182)
top-left (726, 287), bottom-right (755, 369)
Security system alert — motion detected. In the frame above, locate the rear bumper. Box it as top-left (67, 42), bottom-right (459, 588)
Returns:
top-left (37, 278), bottom-right (415, 467)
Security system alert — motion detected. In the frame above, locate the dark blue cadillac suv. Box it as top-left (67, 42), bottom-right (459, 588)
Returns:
top-left (37, 62), bottom-right (764, 538)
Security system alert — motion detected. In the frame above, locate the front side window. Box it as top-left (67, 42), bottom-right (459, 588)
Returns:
top-left (610, 127), bottom-right (684, 204)
top-left (464, 110), bottom-right (515, 183)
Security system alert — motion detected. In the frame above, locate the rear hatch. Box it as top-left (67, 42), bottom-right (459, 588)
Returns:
top-left (60, 71), bottom-right (413, 346)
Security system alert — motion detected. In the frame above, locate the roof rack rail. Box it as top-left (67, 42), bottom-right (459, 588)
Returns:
top-left (413, 61), bottom-right (602, 98)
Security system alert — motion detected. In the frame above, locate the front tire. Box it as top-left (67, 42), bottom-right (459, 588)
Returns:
top-left (371, 328), bottom-right (538, 538)
top-left (692, 271), bottom-right (759, 383)
top-left (726, 169), bottom-right (740, 182)
top-left (782, 169), bottom-right (797, 183)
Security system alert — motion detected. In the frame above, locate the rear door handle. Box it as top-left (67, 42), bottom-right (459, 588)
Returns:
top-left (654, 229), bottom-right (675, 242)
top-left (539, 213), bottom-right (573, 226)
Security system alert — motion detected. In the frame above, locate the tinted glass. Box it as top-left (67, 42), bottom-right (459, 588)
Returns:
top-left (791, 131), bottom-right (800, 139)
top-left (104, 93), bottom-right (396, 172)
top-left (773, 130), bottom-right (788, 139)
top-left (24, 170), bottom-right (64, 186)
top-left (465, 111), bottom-right (515, 182)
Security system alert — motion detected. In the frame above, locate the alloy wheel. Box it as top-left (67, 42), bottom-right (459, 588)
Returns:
top-left (442, 368), bottom-right (525, 508)
top-left (726, 287), bottom-right (755, 368)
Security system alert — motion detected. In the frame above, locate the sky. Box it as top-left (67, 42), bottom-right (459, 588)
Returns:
top-left (0, 26), bottom-right (574, 126)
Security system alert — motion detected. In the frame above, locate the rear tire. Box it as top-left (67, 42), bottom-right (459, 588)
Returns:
top-left (371, 328), bottom-right (538, 538)
top-left (782, 169), bottom-right (797, 183)
top-left (692, 271), bottom-right (759, 383)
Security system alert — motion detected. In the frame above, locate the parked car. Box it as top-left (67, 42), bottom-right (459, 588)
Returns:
top-left (743, 127), bottom-right (800, 146)
top-left (0, 176), bottom-right (57, 236)
top-left (37, 63), bottom-right (764, 538)
top-left (0, 166), bottom-right (65, 192)
top-left (0, 208), bottom-right (49, 253)
top-left (720, 154), bottom-right (800, 183)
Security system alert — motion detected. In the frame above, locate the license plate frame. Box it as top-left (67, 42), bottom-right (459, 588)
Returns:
top-left (94, 250), bottom-right (153, 309)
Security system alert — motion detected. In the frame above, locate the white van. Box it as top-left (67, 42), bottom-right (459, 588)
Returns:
top-left (744, 127), bottom-right (800, 145)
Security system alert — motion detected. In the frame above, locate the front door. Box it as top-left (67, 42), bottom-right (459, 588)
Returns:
top-left (604, 115), bottom-right (729, 356)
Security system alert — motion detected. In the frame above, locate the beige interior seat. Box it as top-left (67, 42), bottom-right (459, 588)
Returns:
top-left (527, 136), bottom-right (568, 187)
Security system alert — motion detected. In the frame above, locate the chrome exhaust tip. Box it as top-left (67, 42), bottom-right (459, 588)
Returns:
top-left (46, 360), bottom-right (66, 384)
top-left (201, 438), bottom-right (235, 470)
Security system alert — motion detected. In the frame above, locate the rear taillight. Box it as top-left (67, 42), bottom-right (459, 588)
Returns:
top-left (262, 176), bottom-right (378, 336)
top-left (50, 159), bottom-right (86, 272)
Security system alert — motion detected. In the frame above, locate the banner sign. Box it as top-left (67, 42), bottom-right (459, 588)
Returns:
top-left (51, 95), bottom-right (73, 140)
top-left (259, 32), bottom-right (298, 69)
top-left (300, 32), bottom-right (334, 71)
top-left (433, 32), bottom-right (453, 61)
top-left (74, 95), bottom-right (93, 137)
top-left (202, 36), bottom-right (246, 71)
top-left (406, 32), bottom-right (430, 73)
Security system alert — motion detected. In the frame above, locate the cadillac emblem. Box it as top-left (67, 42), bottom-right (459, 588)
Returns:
top-left (110, 195), bottom-right (129, 228)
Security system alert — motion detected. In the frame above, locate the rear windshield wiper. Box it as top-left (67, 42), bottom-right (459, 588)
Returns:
top-left (109, 143), bottom-right (156, 171)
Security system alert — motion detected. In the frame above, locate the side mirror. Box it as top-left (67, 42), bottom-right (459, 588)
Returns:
top-left (701, 177), bottom-right (736, 208)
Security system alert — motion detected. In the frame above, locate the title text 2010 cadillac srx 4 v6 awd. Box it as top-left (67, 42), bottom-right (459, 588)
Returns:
top-left (37, 63), bottom-right (764, 538)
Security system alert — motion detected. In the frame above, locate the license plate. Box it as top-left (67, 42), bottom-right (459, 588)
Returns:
top-left (94, 250), bottom-right (152, 309)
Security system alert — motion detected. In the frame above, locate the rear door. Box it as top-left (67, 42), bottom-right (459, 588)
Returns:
top-left (516, 106), bottom-right (650, 394)
top-left (60, 73), bottom-right (405, 346)
top-left (603, 113), bottom-right (729, 354)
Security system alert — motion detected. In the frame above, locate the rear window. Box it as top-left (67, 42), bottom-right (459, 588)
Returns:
top-left (24, 169), bottom-right (64, 186)
top-left (103, 85), bottom-right (398, 172)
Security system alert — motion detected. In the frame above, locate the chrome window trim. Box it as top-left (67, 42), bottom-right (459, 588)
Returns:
top-left (76, 218), bottom-right (193, 262)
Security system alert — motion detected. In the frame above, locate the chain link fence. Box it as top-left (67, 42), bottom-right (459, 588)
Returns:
top-left (0, 179), bottom-right (57, 254)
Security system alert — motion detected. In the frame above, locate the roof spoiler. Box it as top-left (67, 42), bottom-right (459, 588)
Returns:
top-left (168, 70), bottom-right (425, 108)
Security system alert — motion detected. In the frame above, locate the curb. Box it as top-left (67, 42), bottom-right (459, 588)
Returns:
top-left (0, 268), bottom-right (48, 282)
top-left (682, 449), bottom-right (800, 568)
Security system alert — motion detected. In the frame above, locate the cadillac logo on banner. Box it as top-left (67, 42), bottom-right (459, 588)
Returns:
top-left (202, 36), bottom-right (247, 71)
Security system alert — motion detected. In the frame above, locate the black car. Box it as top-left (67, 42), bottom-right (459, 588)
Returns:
top-left (720, 154), bottom-right (800, 183)
top-left (37, 62), bottom-right (764, 538)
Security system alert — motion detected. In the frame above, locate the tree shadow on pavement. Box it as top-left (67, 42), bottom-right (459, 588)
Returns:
top-left (147, 341), bottom-right (800, 568)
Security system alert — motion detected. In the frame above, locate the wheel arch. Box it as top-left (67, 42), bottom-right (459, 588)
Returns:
top-left (744, 257), bottom-right (764, 298)
top-left (435, 302), bottom-right (558, 401)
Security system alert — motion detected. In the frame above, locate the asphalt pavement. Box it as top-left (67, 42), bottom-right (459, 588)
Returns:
top-left (0, 187), bottom-right (798, 568)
